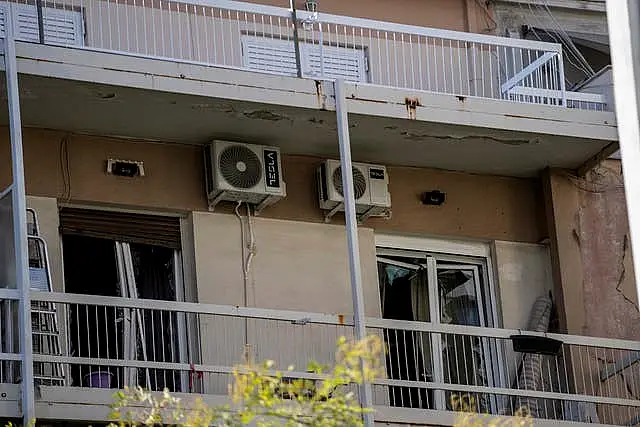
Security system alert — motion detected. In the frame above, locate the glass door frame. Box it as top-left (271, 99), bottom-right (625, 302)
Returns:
top-left (375, 234), bottom-right (507, 412)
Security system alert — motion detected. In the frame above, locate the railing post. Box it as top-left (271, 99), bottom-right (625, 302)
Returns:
top-left (557, 51), bottom-right (567, 107)
top-left (334, 79), bottom-right (374, 427)
top-left (4, 24), bottom-right (36, 424)
top-left (290, 0), bottom-right (303, 78)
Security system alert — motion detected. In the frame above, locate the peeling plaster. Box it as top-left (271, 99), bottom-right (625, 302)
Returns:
top-left (242, 110), bottom-right (292, 122)
top-left (405, 97), bottom-right (421, 120)
top-left (399, 130), bottom-right (537, 145)
top-left (572, 163), bottom-right (640, 340)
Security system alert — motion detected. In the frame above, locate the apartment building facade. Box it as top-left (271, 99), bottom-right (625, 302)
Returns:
top-left (0, 0), bottom-right (636, 425)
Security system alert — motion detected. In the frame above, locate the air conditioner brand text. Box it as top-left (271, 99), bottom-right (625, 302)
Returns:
top-left (264, 150), bottom-right (280, 188)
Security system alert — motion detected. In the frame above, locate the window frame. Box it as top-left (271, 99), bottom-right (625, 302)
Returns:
top-left (375, 233), bottom-right (506, 411)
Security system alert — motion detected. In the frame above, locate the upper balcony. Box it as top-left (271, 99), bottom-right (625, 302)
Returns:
top-left (0, 0), bottom-right (611, 110)
top-left (0, 0), bottom-right (618, 177)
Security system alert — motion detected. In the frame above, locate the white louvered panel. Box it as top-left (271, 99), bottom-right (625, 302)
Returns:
top-left (241, 35), bottom-right (368, 82)
top-left (0, 3), bottom-right (8, 39)
top-left (12, 3), bottom-right (84, 45)
top-left (42, 8), bottom-right (84, 45)
top-left (304, 44), bottom-right (366, 82)
top-left (242, 36), bottom-right (298, 76)
top-left (13, 4), bottom-right (39, 42)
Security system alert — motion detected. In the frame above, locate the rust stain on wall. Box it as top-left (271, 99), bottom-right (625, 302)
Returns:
top-left (405, 97), bottom-right (421, 120)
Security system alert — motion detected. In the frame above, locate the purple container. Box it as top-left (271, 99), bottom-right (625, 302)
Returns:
top-left (84, 371), bottom-right (112, 388)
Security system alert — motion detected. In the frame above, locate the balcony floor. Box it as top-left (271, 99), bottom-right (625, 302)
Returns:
top-left (0, 385), bottom-right (624, 426)
top-left (0, 42), bottom-right (619, 177)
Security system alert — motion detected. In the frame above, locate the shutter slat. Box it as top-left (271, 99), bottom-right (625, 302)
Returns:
top-left (10, 3), bottom-right (83, 45)
top-left (59, 208), bottom-right (181, 249)
top-left (241, 36), bottom-right (367, 82)
top-left (304, 45), bottom-right (366, 81)
top-left (242, 36), bottom-right (299, 76)
top-left (0, 4), bottom-right (7, 39)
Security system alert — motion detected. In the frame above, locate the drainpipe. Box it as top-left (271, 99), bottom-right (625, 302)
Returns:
top-left (606, 0), bottom-right (640, 309)
top-left (334, 79), bottom-right (374, 427)
top-left (4, 26), bottom-right (36, 424)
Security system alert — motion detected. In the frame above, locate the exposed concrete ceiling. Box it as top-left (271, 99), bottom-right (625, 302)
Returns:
top-left (0, 74), bottom-right (613, 177)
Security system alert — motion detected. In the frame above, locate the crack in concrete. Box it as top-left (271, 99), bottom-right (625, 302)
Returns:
top-left (399, 131), bottom-right (536, 145)
top-left (615, 235), bottom-right (639, 311)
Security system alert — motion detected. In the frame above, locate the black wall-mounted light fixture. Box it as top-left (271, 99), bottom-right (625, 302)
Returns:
top-left (107, 158), bottom-right (145, 178)
top-left (422, 190), bottom-right (446, 206)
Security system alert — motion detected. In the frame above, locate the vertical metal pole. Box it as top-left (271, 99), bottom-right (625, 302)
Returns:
top-left (4, 28), bottom-right (36, 423)
top-left (334, 79), bottom-right (374, 427)
top-left (606, 0), bottom-right (640, 309)
top-left (36, 0), bottom-right (45, 44)
top-left (557, 51), bottom-right (567, 106)
top-left (290, 0), bottom-right (303, 78)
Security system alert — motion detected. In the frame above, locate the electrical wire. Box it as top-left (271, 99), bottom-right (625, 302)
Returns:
top-left (519, 1), bottom-right (595, 82)
top-left (245, 203), bottom-right (256, 282)
top-left (534, 1), bottom-right (595, 77)
top-left (525, 2), bottom-right (592, 77)
top-left (235, 201), bottom-right (248, 306)
top-left (235, 201), bottom-right (257, 305)
top-left (474, 0), bottom-right (498, 32)
top-left (235, 201), bottom-right (249, 350)
top-left (538, 0), bottom-right (595, 74)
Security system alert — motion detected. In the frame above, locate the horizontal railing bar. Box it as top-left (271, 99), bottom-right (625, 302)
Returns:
top-left (508, 86), bottom-right (606, 103)
top-left (365, 316), bottom-right (640, 350)
top-left (36, 354), bottom-right (640, 409)
top-left (0, 352), bottom-right (23, 361)
top-left (31, 291), bottom-right (353, 326)
top-left (167, 0), bottom-right (292, 18)
top-left (32, 354), bottom-right (330, 381)
top-left (372, 378), bottom-right (640, 408)
top-left (296, 10), bottom-right (563, 52)
top-left (0, 288), bottom-right (20, 300)
top-left (33, 292), bottom-right (640, 351)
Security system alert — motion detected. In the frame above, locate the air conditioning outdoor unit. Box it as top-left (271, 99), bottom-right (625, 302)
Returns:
top-left (205, 140), bottom-right (286, 212)
top-left (318, 159), bottom-right (391, 222)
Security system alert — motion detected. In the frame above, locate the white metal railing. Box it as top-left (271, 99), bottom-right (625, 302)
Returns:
top-left (366, 318), bottom-right (640, 425)
top-left (0, 288), bottom-right (23, 386)
top-left (0, 0), bottom-right (607, 110)
top-left (20, 291), bottom-right (640, 425)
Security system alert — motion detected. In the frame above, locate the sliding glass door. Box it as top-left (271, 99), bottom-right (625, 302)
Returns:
top-left (377, 248), bottom-right (502, 412)
top-left (60, 208), bottom-right (189, 392)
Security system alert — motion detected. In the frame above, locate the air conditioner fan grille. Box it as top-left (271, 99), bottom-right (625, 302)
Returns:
top-left (332, 166), bottom-right (367, 200)
top-left (219, 145), bottom-right (263, 189)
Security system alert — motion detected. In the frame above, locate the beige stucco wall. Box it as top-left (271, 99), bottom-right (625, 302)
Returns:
top-left (1, 127), bottom-right (557, 395)
top-left (0, 128), bottom-right (546, 244)
top-left (192, 212), bottom-right (379, 314)
top-left (192, 212), bottom-right (380, 393)
top-left (254, 0), bottom-right (492, 33)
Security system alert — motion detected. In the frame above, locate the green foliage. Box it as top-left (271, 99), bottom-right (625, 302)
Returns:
top-left (108, 335), bottom-right (383, 426)
top-left (451, 393), bottom-right (533, 427)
